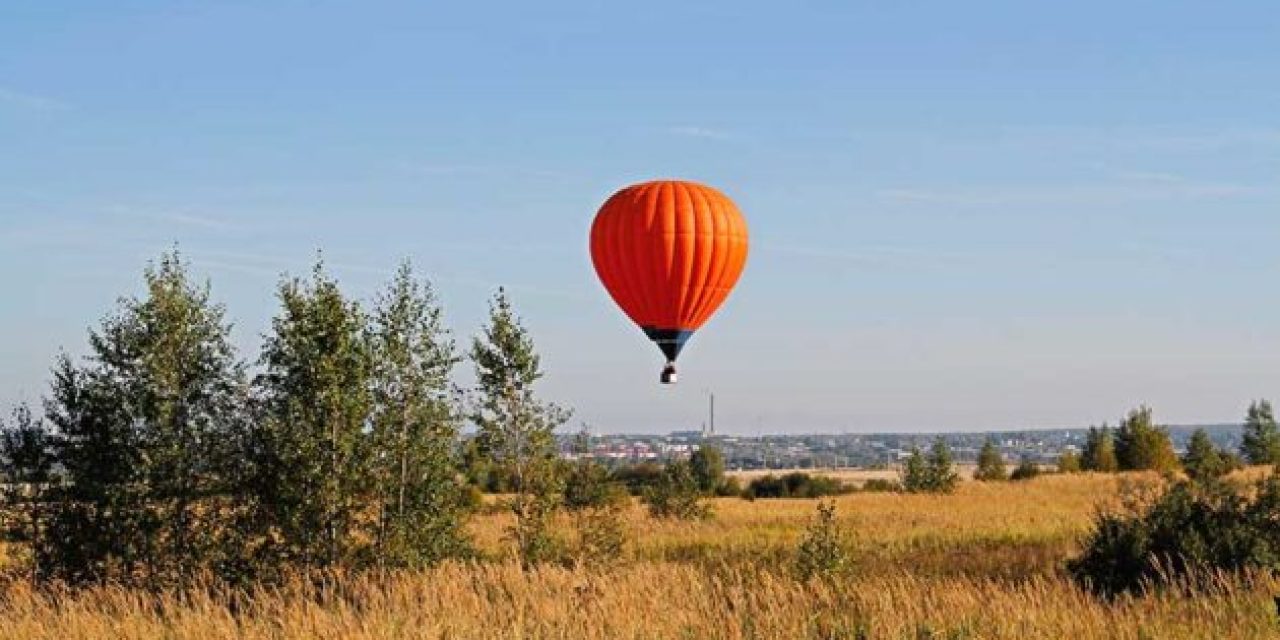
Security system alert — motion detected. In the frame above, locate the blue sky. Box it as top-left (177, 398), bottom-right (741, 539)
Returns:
top-left (2, 1), bottom-right (1278, 433)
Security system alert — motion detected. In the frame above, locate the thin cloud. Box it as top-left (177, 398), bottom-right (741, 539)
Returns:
top-left (411, 164), bottom-right (492, 176)
top-left (186, 258), bottom-right (282, 277)
top-left (1111, 170), bottom-right (1184, 184)
top-left (106, 205), bottom-right (237, 231)
top-left (1120, 128), bottom-right (1280, 151)
top-left (665, 126), bottom-right (734, 141)
top-left (758, 240), bottom-right (1207, 271)
top-left (160, 213), bottom-right (233, 230)
top-left (877, 181), bottom-right (1265, 206)
top-left (757, 243), bottom-right (973, 269)
top-left (978, 125), bottom-right (1280, 153)
top-left (406, 163), bottom-right (571, 180)
top-left (0, 219), bottom-right (99, 247)
top-left (185, 249), bottom-right (589, 300)
top-left (0, 87), bottom-right (71, 112)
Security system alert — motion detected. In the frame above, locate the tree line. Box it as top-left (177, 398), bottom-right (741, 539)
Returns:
top-left (967, 403), bottom-right (1280, 485)
top-left (3, 250), bottom-right (1278, 589)
top-left (0, 251), bottom-right (659, 586)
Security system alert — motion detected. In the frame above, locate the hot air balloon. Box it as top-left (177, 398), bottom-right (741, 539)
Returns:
top-left (589, 180), bottom-right (749, 384)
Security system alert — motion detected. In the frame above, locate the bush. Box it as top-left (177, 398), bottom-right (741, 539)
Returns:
top-left (1058, 451), bottom-right (1083, 474)
top-left (1182, 428), bottom-right (1242, 482)
top-left (690, 444), bottom-right (726, 495)
top-left (643, 461), bottom-right (710, 520)
top-left (460, 484), bottom-right (486, 511)
top-left (742, 472), bottom-right (851, 500)
top-left (1114, 406), bottom-right (1179, 473)
top-left (973, 440), bottom-right (1007, 482)
top-left (715, 475), bottom-right (743, 497)
top-left (901, 438), bottom-right (959, 494)
top-left (1009, 459), bottom-right (1042, 482)
top-left (572, 503), bottom-right (627, 569)
top-left (610, 463), bottom-right (666, 496)
top-left (858, 478), bottom-right (902, 493)
top-left (1082, 426), bottom-right (1119, 472)
top-left (794, 501), bottom-right (849, 580)
top-left (1068, 475), bottom-right (1280, 597)
top-left (563, 459), bottom-right (628, 511)
top-left (1241, 400), bottom-right (1280, 465)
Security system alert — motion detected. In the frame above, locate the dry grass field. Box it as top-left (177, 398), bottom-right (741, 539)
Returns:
top-left (1, 471), bottom-right (1277, 639)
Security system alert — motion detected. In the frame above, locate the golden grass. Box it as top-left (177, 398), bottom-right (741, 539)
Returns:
top-left (472, 471), bottom-right (1123, 577)
top-left (3, 470), bottom-right (1277, 639)
top-left (1, 563), bottom-right (1275, 639)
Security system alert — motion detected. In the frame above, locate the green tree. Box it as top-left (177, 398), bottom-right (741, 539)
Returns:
top-left (794, 501), bottom-right (848, 581)
top-left (461, 435), bottom-right (510, 492)
top-left (1069, 475), bottom-right (1280, 597)
top-left (43, 251), bottom-right (247, 585)
top-left (470, 288), bottom-right (570, 567)
top-left (563, 427), bottom-right (625, 511)
top-left (901, 438), bottom-right (959, 494)
top-left (973, 440), bottom-right (1007, 481)
top-left (41, 355), bottom-right (135, 584)
top-left (926, 438), bottom-right (960, 493)
top-left (643, 459), bottom-right (709, 519)
top-left (250, 261), bottom-right (374, 570)
top-left (689, 443), bottom-right (726, 494)
top-left (1010, 458), bottom-right (1042, 481)
top-left (1182, 428), bottom-right (1239, 481)
top-left (368, 262), bottom-right (469, 567)
top-left (563, 427), bottom-right (627, 568)
top-left (1114, 406), bottom-right (1179, 473)
top-left (900, 447), bottom-right (929, 493)
top-left (1058, 450), bottom-right (1083, 473)
top-left (1241, 400), bottom-right (1280, 465)
top-left (0, 404), bottom-right (57, 584)
top-left (1082, 425), bottom-right (1119, 472)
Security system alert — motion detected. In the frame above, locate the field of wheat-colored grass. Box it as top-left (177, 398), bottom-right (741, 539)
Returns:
top-left (2, 470), bottom-right (1277, 639)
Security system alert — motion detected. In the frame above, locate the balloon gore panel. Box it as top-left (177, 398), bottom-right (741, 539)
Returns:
top-left (590, 180), bottom-right (748, 363)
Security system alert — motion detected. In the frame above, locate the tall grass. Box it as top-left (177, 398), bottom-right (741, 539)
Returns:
top-left (0, 563), bottom-right (1275, 639)
top-left (1, 471), bottom-right (1276, 639)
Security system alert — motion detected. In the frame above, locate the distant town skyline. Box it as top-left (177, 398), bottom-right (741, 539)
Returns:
top-left (3, 2), bottom-right (1279, 432)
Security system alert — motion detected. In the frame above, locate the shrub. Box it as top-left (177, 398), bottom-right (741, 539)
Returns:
top-left (643, 461), bottom-right (709, 520)
top-left (1057, 451), bottom-right (1083, 474)
top-left (610, 463), bottom-right (665, 496)
top-left (1114, 406), bottom-right (1179, 473)
top-left (973, 440), bottom-right (1007, 482)
top-left (715, 475), bottom-right (743, 497)
top-left (1082, 425), bottom-right (1119, 472)
top-left (742, 472), bottom-right (851, 499)
top-left (1241, 400), bottom-right (1280, 465)
top-left (689, 444), bottom-right (726, 495)
top-left (859, 478), bottom-right (903, 493)
top-left (563, 459), bottom-right (627, 511)
top-left (743, 474), bottom-right (788, 499)
top-left (1009, 459), bottom-right (1041, 482)
top-left (1181, 428), bottom-right (1242, 482)
top-left (1068, 475), bottom-right (1280, 597)
top-left (563, 444), bottom-right (629, 568)
top-left (901, 438), bottom-right (959, 494)
top-left (794, 501), bottom-right (849, 580)
top-left (460, 484), bottom-right (485, 511)
top-left (572, 504), bottom-right (626, 569)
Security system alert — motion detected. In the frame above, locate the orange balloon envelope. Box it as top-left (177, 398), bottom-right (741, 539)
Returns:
top-left (590, 180), bottom-right (749, 384)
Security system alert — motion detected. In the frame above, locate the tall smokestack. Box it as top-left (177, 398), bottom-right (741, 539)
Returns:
top-left (709, 392), bottom-right (715, 436)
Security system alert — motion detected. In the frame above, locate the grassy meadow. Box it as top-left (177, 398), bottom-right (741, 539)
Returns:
top-left (2, 471), bottom-right (1278, 639)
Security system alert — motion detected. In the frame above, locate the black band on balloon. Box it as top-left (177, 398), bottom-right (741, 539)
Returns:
top-left (642, 327), bottom-right (695, 362)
